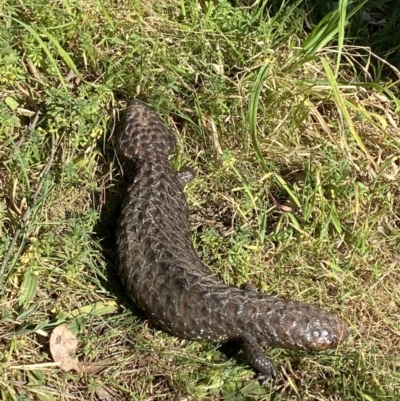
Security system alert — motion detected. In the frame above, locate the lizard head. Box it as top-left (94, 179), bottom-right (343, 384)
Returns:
top-left (247, 298), bottom-right (350, 351)
top-left (266, 302), bottom-right (350, 351)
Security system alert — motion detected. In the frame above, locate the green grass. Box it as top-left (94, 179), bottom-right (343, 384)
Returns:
top-left (1, 0), bottom-right (399, 400)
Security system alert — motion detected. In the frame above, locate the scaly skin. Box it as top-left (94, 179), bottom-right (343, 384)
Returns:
top-left (116, 100), bottom-right (350, 381)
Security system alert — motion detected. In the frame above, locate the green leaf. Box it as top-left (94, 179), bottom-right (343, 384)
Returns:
top-left (16, 304), bottom-right (38, 321)
top-left (5, 96), bottom-right (19, 110)
top-left (69, 301), bottom-right (118, 318)
top-left (18, 269), bottom-right (38, 308)
top-left (16, 320), bottom-right (50, 336)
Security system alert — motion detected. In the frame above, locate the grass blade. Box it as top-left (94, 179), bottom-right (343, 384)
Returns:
top-left (248, 64), bottom-right (270, 168)
top-left (321, 57), bottom-right (376, 167)
top-left (40, 27), bottom-right (81, 78)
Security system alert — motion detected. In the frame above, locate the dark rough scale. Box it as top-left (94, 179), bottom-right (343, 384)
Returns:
top-left (116, 100), bottom-right (350, 381)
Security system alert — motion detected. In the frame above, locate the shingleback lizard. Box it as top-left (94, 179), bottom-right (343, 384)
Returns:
top-left (115, 99), bottom-right (350, 381)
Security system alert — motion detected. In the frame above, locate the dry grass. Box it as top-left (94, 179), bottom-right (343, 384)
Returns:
top-left (1, 0), bottom-right (399, 400)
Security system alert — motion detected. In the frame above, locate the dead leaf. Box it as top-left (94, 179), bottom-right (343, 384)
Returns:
top-left (50, 324), bottom-right (81, 372)
top-left (50, 324), bottom-right (112, 374)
